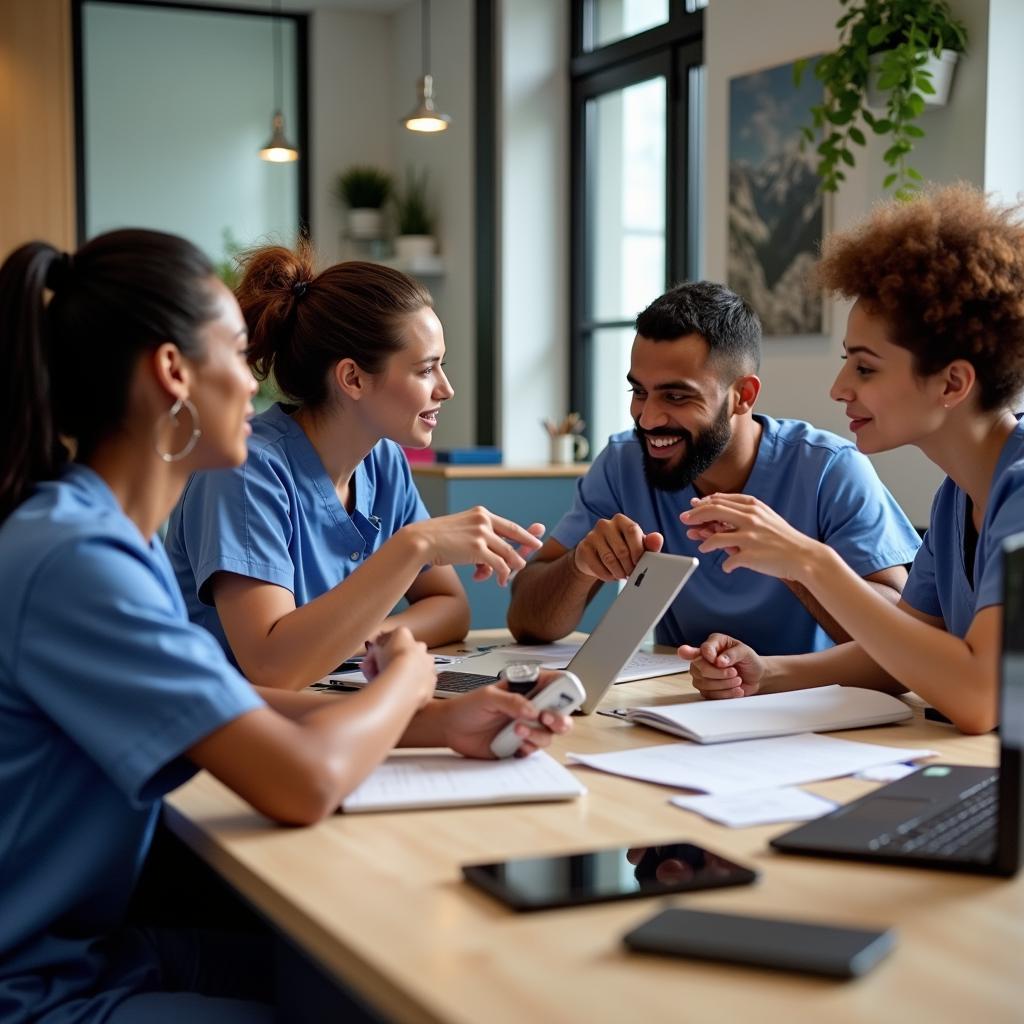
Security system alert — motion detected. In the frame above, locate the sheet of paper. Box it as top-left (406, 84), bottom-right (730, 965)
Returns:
top-left (855, 762), bottom-right (920, 782)
top-left (566, 733), bottom-right (938, 795)
top-left (670, 787), bottom-right (839, 827)
top-left (485, 643), bottom-right (689, 679)
top-left (341, 751), bottom-right (585, 812)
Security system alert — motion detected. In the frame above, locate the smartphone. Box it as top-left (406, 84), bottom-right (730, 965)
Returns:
top-left (623, 908), bottom-right (896, 978)
top-left (462, 842), bottom-right (757, 912)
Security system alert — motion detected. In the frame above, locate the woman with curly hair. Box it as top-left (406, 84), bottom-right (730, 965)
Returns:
top-left (678, 184), bottom-right (1024, 733)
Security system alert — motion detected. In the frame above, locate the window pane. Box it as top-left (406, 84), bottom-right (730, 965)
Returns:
top-left (82, 2), bottom-right (299, 262)
top-left (588, 76), bottom-right (666, 323)
top-left (588, 326), bottom-right (637, 453)
top-left (591, 0), bottom-right (669, 50)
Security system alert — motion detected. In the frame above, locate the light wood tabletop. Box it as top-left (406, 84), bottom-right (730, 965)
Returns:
top-left (164, 632), bottom-right (1022, 1024)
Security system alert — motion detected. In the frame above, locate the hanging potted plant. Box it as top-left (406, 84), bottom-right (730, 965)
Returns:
top-left (796, 0), bottom-right (967, 198)
top-left (392, 167), bottom-right (437, 262)
top-left (334, 165), bottom-right (392, 239)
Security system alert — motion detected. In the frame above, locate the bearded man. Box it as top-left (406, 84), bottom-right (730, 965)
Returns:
top-left (507, 281), bottom-right (921, 656)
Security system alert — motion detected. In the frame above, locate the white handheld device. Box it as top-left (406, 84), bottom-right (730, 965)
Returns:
top-left (489, 670), bottom-right (586, 759)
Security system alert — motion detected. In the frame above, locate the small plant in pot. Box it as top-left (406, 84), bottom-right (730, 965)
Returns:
top-left (334, 166), bottom-right (392, 239)
top-left (392, 167), bottom-right (436, 262)
top-left (796, 0), bottom-right (967, 199)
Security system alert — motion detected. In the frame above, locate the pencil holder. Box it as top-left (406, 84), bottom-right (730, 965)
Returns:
top-left (549, 434), bottom-right (589, 465)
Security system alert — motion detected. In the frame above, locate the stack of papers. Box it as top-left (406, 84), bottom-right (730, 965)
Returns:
top-left (567, 733), bottom-right (936, 795)
top-left (670, 788), bottom-right (839, 828)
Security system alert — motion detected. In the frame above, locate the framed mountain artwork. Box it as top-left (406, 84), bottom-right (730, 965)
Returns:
top-left (727, 57), bottom-right (827, 338)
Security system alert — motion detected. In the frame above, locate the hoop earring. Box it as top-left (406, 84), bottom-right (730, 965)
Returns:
top-left (155, 397), bottom-right (202, 463)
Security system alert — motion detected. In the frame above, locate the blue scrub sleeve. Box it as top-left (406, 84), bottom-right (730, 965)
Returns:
top-left (549, 444), bottom-right (624, 549)
top-left (901, 528), bottom-right (942, 618)
top-left (185, 455), bottom-right (296, 602)
top-left (975, 464), bottom-right (1024, 612)
top-left (16, 538), bottom-right (264, 807)
top-left (816, 447), bottom-right (922, 576)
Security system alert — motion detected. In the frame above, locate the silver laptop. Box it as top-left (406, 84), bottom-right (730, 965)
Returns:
top-left (317, 552), bottom-right (697, 713)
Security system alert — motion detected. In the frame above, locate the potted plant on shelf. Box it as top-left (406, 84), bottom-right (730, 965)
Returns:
top-left (392, 167), bottom-right (436, 262)
top-left (796, 0), bottom-right (967, 198)
top-left (334, 165), bottom-right (393, 239)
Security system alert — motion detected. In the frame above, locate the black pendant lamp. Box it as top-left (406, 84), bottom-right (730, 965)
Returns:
top-left (402, 0), bottom-right (451, 133)
top-left (259, 0), bottom-right (299, 162)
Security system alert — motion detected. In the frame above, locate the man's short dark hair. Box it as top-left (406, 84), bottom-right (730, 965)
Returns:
top-left (634, 281), bottom-right (762, 375)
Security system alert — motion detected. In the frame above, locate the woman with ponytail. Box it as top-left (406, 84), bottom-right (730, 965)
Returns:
top-left (166, 245), bottom-right (542, 689)
top-left (0, 232), bottom-right (569, 1022)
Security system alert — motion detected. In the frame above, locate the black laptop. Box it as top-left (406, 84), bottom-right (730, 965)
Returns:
top-left (771, 533), bottom-right (1024, 877)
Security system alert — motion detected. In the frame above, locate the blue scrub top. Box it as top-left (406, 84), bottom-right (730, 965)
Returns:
top-left (902, 418), bottom-right (1024, 636)
top-left (551, 415), bottom-right (922, 654)
top-left (0, 465), bottom-right (263, 1023)
top-left (166, 403), bottom-right (431, 662)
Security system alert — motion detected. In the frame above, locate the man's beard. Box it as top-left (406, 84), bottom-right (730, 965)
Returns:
top-left (635, 399), bottom-right (733, 492)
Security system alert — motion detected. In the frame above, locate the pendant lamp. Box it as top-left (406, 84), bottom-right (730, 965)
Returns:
top-left (259, 0), bottom-right (299, 162)
top-left (402, 0), bottom-right (451, 133)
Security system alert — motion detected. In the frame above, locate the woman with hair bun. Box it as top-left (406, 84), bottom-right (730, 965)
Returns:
top-left (0, 231), bottom-right (569, 1021)
top-left (679, 184), bottom-right (1024, 734)
top-left (167, 245), bottom-right (541, 690)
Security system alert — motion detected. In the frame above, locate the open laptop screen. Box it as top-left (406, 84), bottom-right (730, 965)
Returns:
top-left (997, 533), bottom-right (1024, 874)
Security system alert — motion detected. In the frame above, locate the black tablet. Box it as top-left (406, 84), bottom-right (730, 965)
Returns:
top-left (462, 841), bottom-right (757, 912)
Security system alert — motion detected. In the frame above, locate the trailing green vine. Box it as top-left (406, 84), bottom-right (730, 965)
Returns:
top-left (795, 0), bottom-right (967, 199)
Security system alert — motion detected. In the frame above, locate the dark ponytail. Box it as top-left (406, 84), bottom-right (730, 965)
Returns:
top-left (0, 229), bottom-right (218, 522)
top-left (237, 241), bottom-right (433, 409)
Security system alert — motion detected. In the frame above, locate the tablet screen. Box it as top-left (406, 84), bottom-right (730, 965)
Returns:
top-left (462, 842), bottom-right (757, 911)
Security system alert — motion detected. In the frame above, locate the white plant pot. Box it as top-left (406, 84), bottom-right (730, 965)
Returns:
top-left (348, 208), bottom-right (383, 239)
top-left (867, 48), bottom-right (959, 111)
top-left (394, 235), bottom-right (436, 261)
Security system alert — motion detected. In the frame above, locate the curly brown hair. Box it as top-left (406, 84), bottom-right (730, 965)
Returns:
top-left (817, 184), bottom-right (1024, 410)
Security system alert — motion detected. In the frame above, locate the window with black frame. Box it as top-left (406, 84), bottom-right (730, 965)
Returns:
top-left (570, 0), bottom-right (704, 455)
top-left (73, 0), bottom-right (308, 261)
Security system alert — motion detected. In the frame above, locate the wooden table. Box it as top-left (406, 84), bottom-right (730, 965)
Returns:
top-left (165, 634), bottom-right (1022, 1024)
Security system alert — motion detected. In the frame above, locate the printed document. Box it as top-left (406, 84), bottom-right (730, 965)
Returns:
top-left (567, 733), bottom-right (937, 795)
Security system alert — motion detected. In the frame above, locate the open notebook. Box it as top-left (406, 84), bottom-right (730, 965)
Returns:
top-left (603, 685), bottom-right (912, 744)
top-left (340, 751), bottom-right (585, 813)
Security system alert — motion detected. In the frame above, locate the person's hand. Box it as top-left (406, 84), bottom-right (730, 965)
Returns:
top-left (678, 634), bottom-right (765, 699)
top-left (405, 509), bottom-right (544, 586)
top-left (438, 669), bottom-right (573, 759)
top-left (680, 493), bottom-right (819, 580)
top-left (361, 628), bottom-right (436, 707)
top-left (572, 514), bottom-right (664, 582)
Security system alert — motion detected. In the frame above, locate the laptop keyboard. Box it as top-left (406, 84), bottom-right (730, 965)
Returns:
top-left (881, 774), bottom-right (999, 859)
top-left (434, 670), bottom-right (499, 694)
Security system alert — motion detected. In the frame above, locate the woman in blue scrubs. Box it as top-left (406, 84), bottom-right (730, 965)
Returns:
top-left (0, 230), bottom-right (569, 1022)
top-left (166, 245), bottom-right (540, 689)
top-left (678, 185), bottom-right (1024, 734)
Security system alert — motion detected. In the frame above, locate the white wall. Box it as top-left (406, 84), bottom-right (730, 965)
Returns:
top-left (984, 0), bottom-right (1024, 200)
top-left (309, 8), bottom-right (395, 265)
top-left (390, 0), bottom-right (476, 449)
top-left (497, 0), bottom-right (570, 464)
top-left (300, 1), bottom-right (476, 448)
top-left (704, 0), bottom-right (997, 525)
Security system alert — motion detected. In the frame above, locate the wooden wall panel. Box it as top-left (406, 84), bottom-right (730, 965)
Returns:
top-left (0, 0), bottom-right (75, 258)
